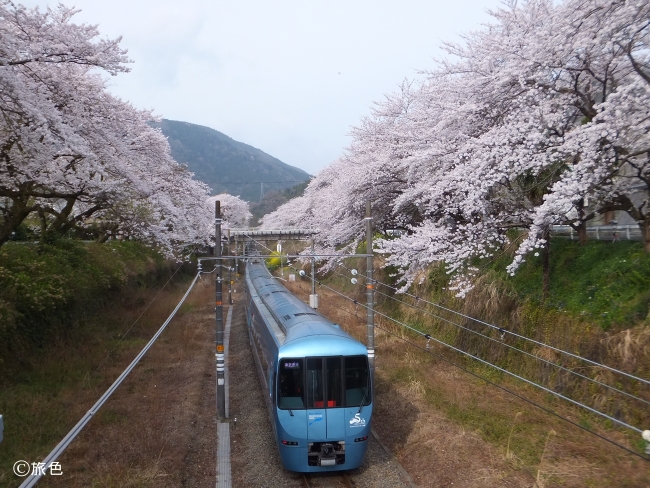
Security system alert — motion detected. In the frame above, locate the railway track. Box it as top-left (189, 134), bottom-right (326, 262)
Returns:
top-left (301, 471), bottom-right (355, 488)
top-left (229, 300), bottom-right (414, 487)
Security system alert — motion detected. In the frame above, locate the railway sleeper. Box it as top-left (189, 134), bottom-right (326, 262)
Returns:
top-left (307, 441), bottom-right (346, 466)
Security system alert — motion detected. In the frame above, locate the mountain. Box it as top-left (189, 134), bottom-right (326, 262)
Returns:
top-left (151, 119), bottom-right (311, 202)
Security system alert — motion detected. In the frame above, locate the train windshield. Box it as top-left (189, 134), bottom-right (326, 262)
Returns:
top-left (277, 355), bottom-right (371, 410)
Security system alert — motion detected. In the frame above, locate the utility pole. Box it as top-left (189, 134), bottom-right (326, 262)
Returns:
top-left (309, 238), bottom-right (318, 308)
top-left (227, 229), bottom-right (233, 305)
top-left (235, 234), bottom-right (239, 275)
top-left (366, 200), bottom-right (375, 376)
top-left (215, 201), bottom-right (226, 419)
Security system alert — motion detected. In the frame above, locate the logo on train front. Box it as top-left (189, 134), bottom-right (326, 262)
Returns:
top-left (309, 414), bottom-right (323, 426)
top-left (349, 413), bottom-right (366, 427)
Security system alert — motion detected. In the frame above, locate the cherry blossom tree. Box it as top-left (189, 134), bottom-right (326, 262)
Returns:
top-left (207, 194), bottom-right (252, 229)
top-left (0, 1), bottom-right (213, 255)
top-left (262, 0), bottom-right (650, 295)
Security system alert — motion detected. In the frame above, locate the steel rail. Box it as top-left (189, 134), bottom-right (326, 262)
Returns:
top-left (301, 473), bottom-right (354, 488)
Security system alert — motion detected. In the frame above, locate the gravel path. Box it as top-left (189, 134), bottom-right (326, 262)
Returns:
top-left (228, 299), bottom-right (415, 488)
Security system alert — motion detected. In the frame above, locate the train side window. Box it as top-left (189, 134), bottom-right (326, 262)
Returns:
top-left (278, 358), bottom-right (304, 409)
top-left (306, 357), bottom-right (324, 408)
top-left (344, 356), bottom-right (371, 407)
top-left (325, 357), bottom-right (343, 408)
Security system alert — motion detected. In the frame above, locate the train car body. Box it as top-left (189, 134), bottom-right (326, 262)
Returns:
top-left (244, 260), bottom-right (372, 472)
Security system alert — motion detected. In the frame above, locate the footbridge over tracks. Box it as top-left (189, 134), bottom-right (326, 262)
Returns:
top-left (227, 228), bottom-right (318, 243)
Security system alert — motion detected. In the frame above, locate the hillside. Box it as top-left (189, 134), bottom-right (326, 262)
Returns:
top-left (151, 119), bottom-right (311, 202)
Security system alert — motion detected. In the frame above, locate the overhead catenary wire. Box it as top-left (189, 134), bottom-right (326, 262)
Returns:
top-left (335, 262), bottom-right (650, 387)
top-left (250, 239), bottom-right (649, 405)
top-left (244, 232), bottom-right (650, 457)
top-left (86, 262), bottom-right (185, 387)
top-left (338, 270), bottom-right (650, 408)
top-left (297, 276), bottom-right (650, 462)
top-left (312, 290), bottom-right (649, 462)
top-left (315, 277), bottom-right (644, 434)
top-left (246, 229), bottom-right (649, 388)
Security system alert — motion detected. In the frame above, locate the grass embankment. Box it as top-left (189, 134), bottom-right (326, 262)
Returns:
top-left (0, 240), bottom-right (196, 487)
top-left (506, 238), bottom-right (650, 330)
top-left (303, 237), bottom-right (650, 486)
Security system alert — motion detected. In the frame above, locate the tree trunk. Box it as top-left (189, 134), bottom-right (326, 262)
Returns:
top-left (38, 209), bottom-right (47, 247)
top-left (577, 221), bottom-right (588, 246)
top-left (0, 196), bottom-right (34, 246)
top-left (542, 227), bottom-right (551, 302)
top-left (643, 219), bottom-right (650, 253)
top-left (47, 197), bottom-right (77, 234)
top-left (575, 197), bottom-right (588, 246)
top-left (58, 203), bottom-right (103, 235)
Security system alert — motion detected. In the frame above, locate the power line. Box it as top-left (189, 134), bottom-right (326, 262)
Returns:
top-left (329, 269), bottom-right (650, 408)
top-left (314, 290), bottom-right (649, 461)
top-left (20, 271), bottom-right (204, 487)
top-left (335, 262), bottom-right (650, 387)
top-left (328, 261), bottom-right (649, 407)
top-left (304, 279), bottom-right (649, 462)
top-left (86, 263), bottom-right (186, 382)
top-left (247, 238), bottom-right (650, 409)
top-left (244, 230), bottom-right (650, 458)
top-left (317, 278), bottom-right (643, 434)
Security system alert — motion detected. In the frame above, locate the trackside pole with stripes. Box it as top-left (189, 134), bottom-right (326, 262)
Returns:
top-left (366, 200), bottom-right (375, 376)
top-left (227, 229), bottom-right (233, 305)
top-left (310, 238), bottom-right (318, 308)
top-left (215, 201), bottom-right (226, 420)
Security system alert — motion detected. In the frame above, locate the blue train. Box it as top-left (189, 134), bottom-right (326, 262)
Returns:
top-left (244, 259), bottom-right (373, 472)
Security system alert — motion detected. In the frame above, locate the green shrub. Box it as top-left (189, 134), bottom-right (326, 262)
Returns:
top-left (0, 240), bottom-right (174, 369)
top-left (504, 239), bottom-right (650, 330)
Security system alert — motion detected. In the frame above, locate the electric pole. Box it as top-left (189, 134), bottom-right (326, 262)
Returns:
top-left (215, 201), bottom-right (225, 419)
top-left (227, 229), bottom-right (233, 305)
top-left (309, 238), bottom-right (318, 308)
top-left (366, 200), bottom-right (375, 376)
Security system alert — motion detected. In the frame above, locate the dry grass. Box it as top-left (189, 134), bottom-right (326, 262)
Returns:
top-left (0, 274), bottom-right (218, 488)
top-left (534, 430), bottom-right (556, 488)
top-left (605, 327), bottom-right (650, 370)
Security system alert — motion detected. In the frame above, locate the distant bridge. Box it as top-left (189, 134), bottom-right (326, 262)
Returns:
top-left (225, 228), bottom-right (318, 243)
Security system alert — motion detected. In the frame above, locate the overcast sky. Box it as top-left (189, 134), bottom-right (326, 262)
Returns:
top-left (20, 0), bottom-right (503, 175)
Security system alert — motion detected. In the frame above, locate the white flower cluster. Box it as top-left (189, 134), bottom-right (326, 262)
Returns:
top-left (265, 0), bottom-right (650, 293)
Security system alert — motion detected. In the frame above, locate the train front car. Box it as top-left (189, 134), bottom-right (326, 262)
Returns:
top-left (276, 327), bottom-right (372, 472)
top-left (245, 260), bottom-right (372, 473)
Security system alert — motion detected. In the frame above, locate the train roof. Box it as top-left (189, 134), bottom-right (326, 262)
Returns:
top-left (280, 322), bottom-right (368, 357)
top-left (246, 260), bottom-right (366, 355)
